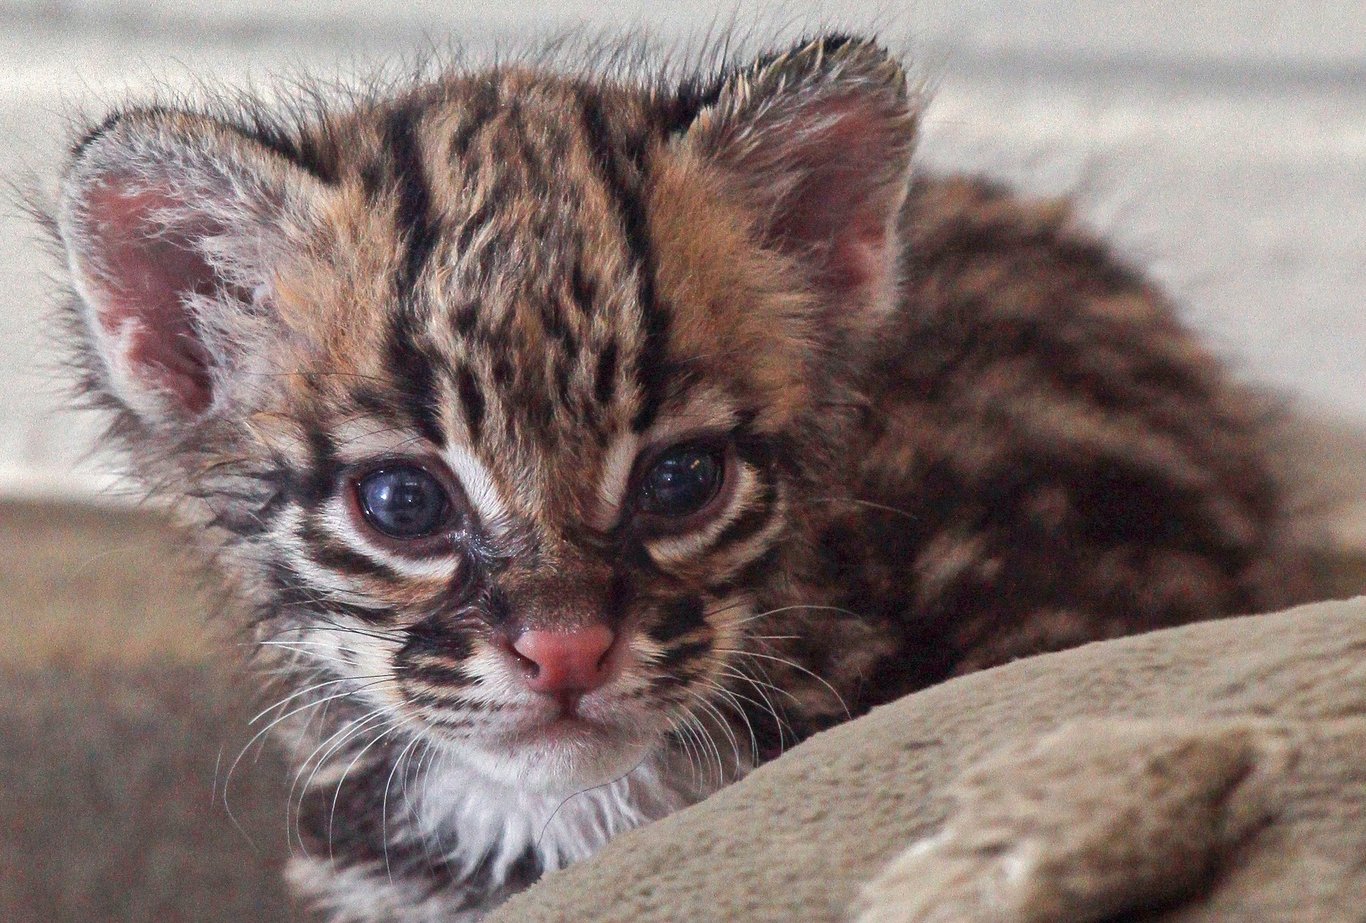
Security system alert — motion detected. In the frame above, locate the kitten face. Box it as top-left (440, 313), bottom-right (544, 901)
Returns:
top-left (55, 39), bottom-right (916, 792)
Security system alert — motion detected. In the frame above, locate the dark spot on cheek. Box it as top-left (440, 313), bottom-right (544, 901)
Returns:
top-left (657, 638), bottom-right (712, 671)
top-left (404, 659), bottom-right (474, 687)
top-left (649, 595), bottom-right (705, 645)
top-left (403, 617), bottom-right (474, 662)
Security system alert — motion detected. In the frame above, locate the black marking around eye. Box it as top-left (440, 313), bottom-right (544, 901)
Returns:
top-left (577, 89), bottom-right (670, 432)
top-left (301, 428), bottom-right (342, 509)
top-left (266, 560), bottom-right (393, 624)
top-left (299, 517), bottom-right (406, 584)
top-left (712, 473), bottom-right (778, 552)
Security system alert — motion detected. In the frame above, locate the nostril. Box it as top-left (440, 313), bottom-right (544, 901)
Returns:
top-left (509, 643), bottom-right (540, 678)
top-left (511, 625), bottom-right (617, 694)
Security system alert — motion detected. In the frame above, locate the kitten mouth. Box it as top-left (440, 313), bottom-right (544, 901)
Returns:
top-left (502, 695), bottom-right (642, 750)
top-left (528, 713), bottom-right (607, 743)
top-left (494, 711), bottom-right (637, 774)
top-left (520, 700), bottom-right (615, 738)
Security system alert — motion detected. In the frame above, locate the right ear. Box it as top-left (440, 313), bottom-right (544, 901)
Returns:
top-left (57, 108), bottom-right (326, 427)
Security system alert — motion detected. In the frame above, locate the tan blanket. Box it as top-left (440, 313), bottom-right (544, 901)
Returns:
top-left (495, 598), bottom-right (1366, 922)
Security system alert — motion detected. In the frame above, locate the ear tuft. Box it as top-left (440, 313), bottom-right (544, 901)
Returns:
top-left (683, 35), bottom-right (920, 328)
top-left (58, 109), bottom-right (319, 425)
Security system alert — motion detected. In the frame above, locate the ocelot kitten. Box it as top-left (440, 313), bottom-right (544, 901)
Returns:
top-left (52, 34), bottom-right (1313, 921)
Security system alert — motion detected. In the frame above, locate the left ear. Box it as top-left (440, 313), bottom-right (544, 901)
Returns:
top-left (681, 35), bottom-right (919, 329)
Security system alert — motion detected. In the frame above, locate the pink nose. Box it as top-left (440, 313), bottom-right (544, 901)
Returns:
top-left (511, 625), bottom-right (618, 695)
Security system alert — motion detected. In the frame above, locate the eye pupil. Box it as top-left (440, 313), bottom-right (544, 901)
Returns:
top-left (357, 466), bottom-right (451, 539)
top-left (640, 445), bottom-right (723, 518)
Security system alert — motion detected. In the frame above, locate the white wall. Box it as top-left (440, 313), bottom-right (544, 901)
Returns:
top-left (2, 1), bottom-right (1362, 501)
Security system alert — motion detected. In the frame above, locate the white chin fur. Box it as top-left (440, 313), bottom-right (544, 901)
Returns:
top-left (410, 734), bottom-right (711, 890)
top-left (457, 723), bottom-right (657, 796)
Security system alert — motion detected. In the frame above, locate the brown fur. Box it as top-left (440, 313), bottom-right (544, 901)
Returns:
top-left (49, 34), bottom-right (1317, 920)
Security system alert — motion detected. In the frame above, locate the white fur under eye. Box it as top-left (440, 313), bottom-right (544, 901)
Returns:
top-left (273, 505), bottom-right (395, 601)
top-left (320, 498), bottom-right (460, 581)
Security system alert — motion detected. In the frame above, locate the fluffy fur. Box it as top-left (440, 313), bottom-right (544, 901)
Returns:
top-left (47, 33), bottom-right (1316, 919)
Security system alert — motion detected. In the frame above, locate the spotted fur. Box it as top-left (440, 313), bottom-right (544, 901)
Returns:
top-left (49, 34), bottom-right (1315, 920)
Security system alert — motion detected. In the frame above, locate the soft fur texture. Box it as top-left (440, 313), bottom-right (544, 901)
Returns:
top-left (46, 32), bottom-right (1329, 918)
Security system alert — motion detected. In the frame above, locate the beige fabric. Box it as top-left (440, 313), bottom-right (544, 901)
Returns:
top-left (494, 598), bottom-right (1366, 922)
top-left (855, 718), bottom-right (1361, 923)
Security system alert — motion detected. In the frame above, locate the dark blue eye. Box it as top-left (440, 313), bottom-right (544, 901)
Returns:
top-left (356, 465), bottom-right (452, 539)
top-left (639, 444), bottom-right (724, 519)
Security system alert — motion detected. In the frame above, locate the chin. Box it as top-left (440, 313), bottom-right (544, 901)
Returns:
top-left (454, 717), bottom-right (659, 795)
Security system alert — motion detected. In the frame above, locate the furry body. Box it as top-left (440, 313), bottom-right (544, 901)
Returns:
top-left (51, 36), bottom-right (1312, 919)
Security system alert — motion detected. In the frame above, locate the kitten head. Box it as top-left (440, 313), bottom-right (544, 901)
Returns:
top-left (54, 35), bottom-right (917, 792)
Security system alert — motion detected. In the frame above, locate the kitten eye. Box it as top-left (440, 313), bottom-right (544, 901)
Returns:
top-left (638, 443), bottom-right (725, 520)
top-left (355, 465), bottom-right (452, 539)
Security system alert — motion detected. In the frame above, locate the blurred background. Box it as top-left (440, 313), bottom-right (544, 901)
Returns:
top-left (1, 0), bottom-right (1363, 502)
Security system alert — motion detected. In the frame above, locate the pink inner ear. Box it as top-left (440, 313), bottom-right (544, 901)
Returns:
top-left (84, 186), bottom-right (217, 415)
top-left (763, 98), bottom-right (904, 301)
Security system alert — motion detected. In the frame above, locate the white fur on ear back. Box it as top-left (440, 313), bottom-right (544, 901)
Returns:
top-left (683, 35), bottom-right (920, 328)
top-left (58, 110), bottom-right (321, 425)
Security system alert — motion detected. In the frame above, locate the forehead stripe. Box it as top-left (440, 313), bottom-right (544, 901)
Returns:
top-left (594, 339), bottom-right (618, 406)
top-left (448, 80), bottom-right (500, 163)
top-left (382, 100), bottom-right (441, 293)
top-left (456, 365), bottom-right (485, 441)
top-left (385, 312), bottom-right (445, 447)
top-left (577, 89), bottom-right (671, 433)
